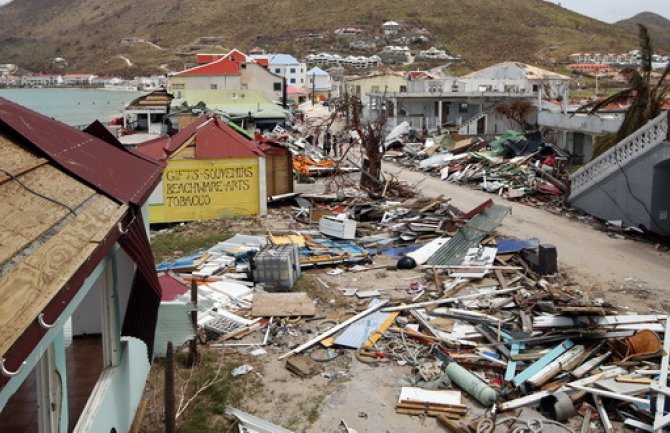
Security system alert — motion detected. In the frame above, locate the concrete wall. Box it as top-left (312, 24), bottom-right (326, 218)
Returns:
top-left (240, 63), bottom-right (283, 102)
top-left (346, 75), bottom-right (406, 98)
top-left (570, 141), bottom-right (670, 233)
top-left (538, 111), bottom-right (622, 134)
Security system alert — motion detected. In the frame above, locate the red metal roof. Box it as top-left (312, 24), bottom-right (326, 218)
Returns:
top-left (197, 53), bottom-right (226, 64)
top-left (0, 97), bottom-right (164, 205)
top-left (159, 273), bottom-right (190, 301)
top-left (175, 49), bottom-right (251, 77)
top-left (136, 115), bottom-right (265, 160)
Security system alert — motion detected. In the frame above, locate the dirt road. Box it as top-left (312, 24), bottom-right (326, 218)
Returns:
top-left (384, 163), bottom-right (670, 296)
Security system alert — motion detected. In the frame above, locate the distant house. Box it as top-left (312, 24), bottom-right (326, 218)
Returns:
top-left (344, 72), bottom-right (407, 99)
top-left (307, 67), bottom-right (332, 100)
top-left (286, 85), bottom-right (310, 105)
top-left (334, 27), bottom-right (361, 37)
top-left (382, 20), bottom-right (400, 35)
top-left (169, 49), bottom-right (285, 106)
top-left (306, 52), bottom-right (380, 69)
top-left (368, 62), bottom-right (571, 134)
top-left (416, 47), bottom-right (453, 61)
top-left (21, 74), bottom-right (63, 87)
top-left (124, 89), bottom-right (174, 134)
top-left (0, 98), bottom-right (164, 433)
top-left (172, 88), bottom-right (288, 132)
top-left (251, 53), bottom-right (307, 87)
top-left (566, 63), bottom-right (610, 73)
top-left (378, 46), bottom-right (412, 64)
top-left (62, 74), bottom-right (97, 86)
top-left (344, 72), bottom-right (407, 118)
top-left (136, 115), bottom-right (292, 222)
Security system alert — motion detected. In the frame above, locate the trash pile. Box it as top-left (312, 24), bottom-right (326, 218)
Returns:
top-left (153, 194), bottom-right (669, 433)
top-left (384, 127), bottom-right (572, 204)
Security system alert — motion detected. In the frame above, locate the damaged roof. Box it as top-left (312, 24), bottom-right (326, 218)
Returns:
top-left (0, 98), bottom-right (164, 390)
top-left (136, 115), bottom-right (265, 160)
top-left (465, 62), bottom-right (570, 81)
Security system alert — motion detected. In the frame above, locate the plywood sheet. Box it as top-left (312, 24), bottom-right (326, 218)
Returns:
top-left (0, 195), bottom-right (126, 357)
top-left (0, 163), bottom-right (95, 264)
top-left (251, 292), bottom-right (315, 317)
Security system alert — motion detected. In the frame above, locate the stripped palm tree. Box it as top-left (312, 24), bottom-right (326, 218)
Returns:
top-left (578, 24), bottom-right (670, 156)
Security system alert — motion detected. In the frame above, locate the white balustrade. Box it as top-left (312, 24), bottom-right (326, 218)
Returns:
top-left (569, 112), bottom-right (668, 199)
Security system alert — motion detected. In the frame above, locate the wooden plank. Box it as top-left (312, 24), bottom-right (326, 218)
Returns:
top-left (437, 415), bottom-right (470, 433)
top-left (0, 196), bottom-right (126, 357)
top-left (251, 292), bottom-right (316, 317)
top-left (395, 407), bottom-right (463, 418)
top-left (396, 402), bottom-right (466, 413)
top-left (512, 340), bottom-right (575, 386)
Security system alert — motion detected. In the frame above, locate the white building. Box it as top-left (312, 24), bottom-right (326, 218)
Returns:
top-left (62, 74), bottom-right (97, 86)
top-left (306, 53), bottom-right (381, 69)
top-left (251, 53), bottom-right (307, 86)
top-left (382, 21), bottom-right (400, 35)
top-left (307, 67), bottom-right (332, 92)
top-left (21, 74), bottom-right (63, 87)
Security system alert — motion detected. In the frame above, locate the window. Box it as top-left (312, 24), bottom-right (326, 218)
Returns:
top-left (210, 84), bottom-right (218, 90)
top-left (241, 63), bottom-right (247, 69)
top-left (171, 83), bottom-right (185, 90)
top-left (532, 85), bottom-right (539, 92)
top-left (290, 68), bottom-right (296, 73)
top-left (371, 85), bottom-right (380, 93)
top-left (273, 82), bottom-right (282, 91)
top-left (301, 79), bottom-right (304, 83)
top-left (459, 103), bottom-right (468, 113)
top-left (399, 85), bottom-right (407, 92)
top-left (290, 78), bottom-right (296, 84)
top-left (275, 68), bottom-right (281, 74)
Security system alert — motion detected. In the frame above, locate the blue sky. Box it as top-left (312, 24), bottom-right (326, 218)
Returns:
top-left (544, 0), bottom-right (670, 23)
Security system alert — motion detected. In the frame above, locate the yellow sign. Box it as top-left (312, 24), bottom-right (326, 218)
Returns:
top-left (159, 158), bottom-right (260, 222)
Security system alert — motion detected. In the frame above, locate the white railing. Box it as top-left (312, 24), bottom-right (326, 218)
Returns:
top-left (569, 112), bottom-right (668, 199)
top-left (458, 112), bottom-right (487, 135)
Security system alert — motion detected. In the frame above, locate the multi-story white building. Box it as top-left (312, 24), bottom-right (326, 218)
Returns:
top-left (62, 74), bottom-right (97, 86)
top-left (251, 53), bottom-right (307, 86)
top-left (306, 53), bottom-right (381, 69)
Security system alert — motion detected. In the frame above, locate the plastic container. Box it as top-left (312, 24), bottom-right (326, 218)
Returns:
top-left (252, 244), bottom-right (300, 291)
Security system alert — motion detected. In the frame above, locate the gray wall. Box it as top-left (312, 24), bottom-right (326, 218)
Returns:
top-left (570, 141), bottom-right (670, 234)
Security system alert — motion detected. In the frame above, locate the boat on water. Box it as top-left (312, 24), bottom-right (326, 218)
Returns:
top-left (103, 82), bottom-right (140, 91)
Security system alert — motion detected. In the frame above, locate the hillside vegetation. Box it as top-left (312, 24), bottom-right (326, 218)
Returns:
top-left (0, 0), bottom-right (654, 76)
top-left (616, 12), bottom-right (670, 52)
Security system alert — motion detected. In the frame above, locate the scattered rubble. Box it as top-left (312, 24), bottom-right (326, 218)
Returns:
top-left (153, 183), bottom-right (669, 433)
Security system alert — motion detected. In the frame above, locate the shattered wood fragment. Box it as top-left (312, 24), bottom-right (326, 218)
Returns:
top-left (436, 415), bottom-right (470, 433)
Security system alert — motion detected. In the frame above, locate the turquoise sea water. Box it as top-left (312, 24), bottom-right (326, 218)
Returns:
top-left (0, 88), bottom-right (145, 126)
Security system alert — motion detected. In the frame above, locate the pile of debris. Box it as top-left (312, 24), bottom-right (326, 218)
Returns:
top-left (153, 193), bottom-right (669, 433)
top-left (384, 127), bottom-right (571, 204)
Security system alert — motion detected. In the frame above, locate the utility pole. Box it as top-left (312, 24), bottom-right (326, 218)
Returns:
top-left (311, 72), bottom-right (316, 105)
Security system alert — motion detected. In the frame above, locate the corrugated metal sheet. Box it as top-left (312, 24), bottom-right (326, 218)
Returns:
top-left (426, 204), bottom-right (510, 266)
top-left (0, 97), bottom-right (164, 205)
top-left (153, 302), bottom-right (196, 358)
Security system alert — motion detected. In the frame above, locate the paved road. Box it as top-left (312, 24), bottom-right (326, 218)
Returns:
top-left (383, 162), bottom-right (670, 290)
top-left (302, 102), bottom-right (670, 290)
